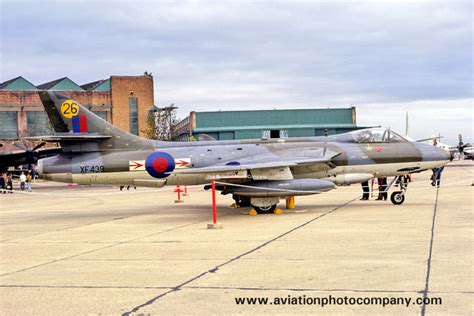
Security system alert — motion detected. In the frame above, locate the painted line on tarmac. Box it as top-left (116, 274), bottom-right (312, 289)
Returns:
top-left (420, 186), bottom-right (440, 316)
top-left (185, 285), bottom-right (474, 295)
top-left (1, 284), bottom-right (472, 295)
top-left (122, 195), bottom-right (360, 316)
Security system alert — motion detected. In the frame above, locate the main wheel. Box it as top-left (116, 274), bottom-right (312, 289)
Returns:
top-left (233, 195), bottom-right (251, 207)
top-left (252, 204), bottom-right (277, 214)
top-left (390, 191), bottom-right (405, 205)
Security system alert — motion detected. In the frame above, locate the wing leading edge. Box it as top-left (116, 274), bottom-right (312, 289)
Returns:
top-left (172, 151), bottom-right (340, 175)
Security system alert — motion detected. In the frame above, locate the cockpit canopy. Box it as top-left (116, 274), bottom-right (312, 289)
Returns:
top-left (331, 128), bottom-right (408, 143)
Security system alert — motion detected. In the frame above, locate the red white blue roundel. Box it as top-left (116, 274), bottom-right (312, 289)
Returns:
top-left (145, 152), bottom-right (175, 178)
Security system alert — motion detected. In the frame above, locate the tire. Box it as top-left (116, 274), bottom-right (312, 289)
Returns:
top-left (233, 195), bottom-right (251, 207)
top-left (251, 204), bottom-right (277, 214)
top-left (390, 191), bottom-right (405, 205)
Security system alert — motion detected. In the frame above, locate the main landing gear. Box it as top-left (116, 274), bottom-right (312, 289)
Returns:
top-left (232, 194), bottom-right (251, 207)
top-left (251, 204), bottom-right (277, 214)
top-left (232, 195), bottom-right (280, 214)
top-left (387, 175), bottom-right (409, 205)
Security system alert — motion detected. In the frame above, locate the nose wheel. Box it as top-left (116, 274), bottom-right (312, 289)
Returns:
top-left (390, 191), bottom-right (405, 205)
top-left (386, 175), bottom-right (409, 205)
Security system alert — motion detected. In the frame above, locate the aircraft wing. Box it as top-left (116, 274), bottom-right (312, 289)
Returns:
top-left (27, 134), bottom-right (111, 142)
top-left (415, 136), bottom-right (443, 142)
top-left (0, 147), bottom-right (61, 170)
top-left (0, 151), bottom-right (31, 163)
top-left (172, 151), bottom-right (340, 176)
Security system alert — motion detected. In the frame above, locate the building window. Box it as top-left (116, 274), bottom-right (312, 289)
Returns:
top-left (129, 98), bottom-right (138, 135)
top-left (27, 111), bottom-right (53, 136)
top-left (0, 112), bottom-right (18, 139)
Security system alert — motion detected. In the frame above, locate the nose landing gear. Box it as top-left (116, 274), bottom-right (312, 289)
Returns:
top-left (390, 191), bottom-right (405, 205)
top-left (387, 175), bottom-right (409, 205)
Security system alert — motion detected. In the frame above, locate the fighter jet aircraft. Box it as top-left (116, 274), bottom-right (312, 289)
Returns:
top-left (0, 141), bottom-right (61, 173)
top-left (32, 91), bottom-right (450, 212)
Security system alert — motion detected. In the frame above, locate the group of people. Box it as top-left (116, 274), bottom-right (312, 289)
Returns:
top-left (0, 173), bottom-right (13, 194)
top-left (0, 171), bottom-right (33, 193)
top-left (360, 168), bottom-right (444, 201)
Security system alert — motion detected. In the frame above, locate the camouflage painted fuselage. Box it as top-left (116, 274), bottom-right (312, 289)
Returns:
top-left (38, 134), bottom-right (449, 186)
top-left (35, 91), bottom-right (450, 191)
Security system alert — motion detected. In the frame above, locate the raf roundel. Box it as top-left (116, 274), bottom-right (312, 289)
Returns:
top-left (145, 152), bottom-right (175, 178)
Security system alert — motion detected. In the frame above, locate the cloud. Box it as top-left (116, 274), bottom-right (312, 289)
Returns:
top-left (0, 0), bottom-right (472, 143)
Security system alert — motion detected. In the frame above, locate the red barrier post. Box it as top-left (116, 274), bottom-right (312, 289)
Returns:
top-left (174, 185), bottom-right (184, 203)
top-left (207, 179), bottom-right (222, 229)
top-left (211, 180), bottom-right (217, 224)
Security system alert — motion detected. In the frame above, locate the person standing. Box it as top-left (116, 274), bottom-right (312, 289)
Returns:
top-left (360, 181), bottom-right (370, 200)
top-left (376, 177), bottom-right (388, 200)
top-left (434, 166), bottom-right (444, 187)
top-left (2, 173), bottom-right (7, 194)
top-left (0, 173), bottom-right (5, 194)
top-left (26, 172), bottom-right (32, 192)
top-left (6, 173), bottom-right (13, 193)
top-left (19, 172), bottom-right (26, 191)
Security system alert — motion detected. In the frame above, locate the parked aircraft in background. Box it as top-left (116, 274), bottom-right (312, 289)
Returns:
top-left (0, 141), bottom-right (61, 173)
top-left (456, 134), bottom-right (473, 160)
top-left (31, 91), bottom-right (450, 212)
top-left (406, 112), bottom-right (471, 160)
top-left (432, 134), bottom-right (472, 160)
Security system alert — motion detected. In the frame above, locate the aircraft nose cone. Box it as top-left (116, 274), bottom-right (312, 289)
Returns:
top-left (418, 143), bottom-right (450, 163)
top-left (435, 146), bottom-right (451, 162)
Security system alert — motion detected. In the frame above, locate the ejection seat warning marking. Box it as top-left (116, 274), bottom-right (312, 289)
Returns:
top-left (129, 161), bottom-right (145, 171)
top-left (175, 158), bottom-right (191, 168)
top-left (61, 100), bottom-right (79, 119)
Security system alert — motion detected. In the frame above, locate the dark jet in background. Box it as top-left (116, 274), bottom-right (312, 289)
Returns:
top-left (0, 141), bottom-right (61, 173)
top-left (31, 91), bottom-right (450, 212)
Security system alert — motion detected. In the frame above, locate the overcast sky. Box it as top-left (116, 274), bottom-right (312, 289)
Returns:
top-left (0, 0), bottom-right (472, 144)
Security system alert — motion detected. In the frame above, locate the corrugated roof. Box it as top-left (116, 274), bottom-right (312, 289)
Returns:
top-left (81, 79), bottom-right (105, 90)
top-left (80, 78), bottom-right (110, 91)
top-left (37, 77), bottom-right (84, 91)
top-left (0, 76), bottom-right (38, 90)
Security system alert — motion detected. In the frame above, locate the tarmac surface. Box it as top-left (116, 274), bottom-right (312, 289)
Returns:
top-left (0, 160), bottom-right (472, 315)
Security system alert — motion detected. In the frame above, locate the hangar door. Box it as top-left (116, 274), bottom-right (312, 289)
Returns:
top-left (0, 112), bottom-right (18, 139)
top-left (219, 131), bottom-right (235, 140)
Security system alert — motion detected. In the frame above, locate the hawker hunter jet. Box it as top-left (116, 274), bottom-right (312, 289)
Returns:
top-left (32, 91), bottom-right (450, 212)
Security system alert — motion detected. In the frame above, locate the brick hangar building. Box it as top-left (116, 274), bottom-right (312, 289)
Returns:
top-left (0, 74), bottom-right (154, 140)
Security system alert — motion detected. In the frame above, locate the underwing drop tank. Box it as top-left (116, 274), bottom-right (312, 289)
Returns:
top-left (326, 173), bottom-right (374, 186)
top-left (222, 179), bottom-right (335, 197)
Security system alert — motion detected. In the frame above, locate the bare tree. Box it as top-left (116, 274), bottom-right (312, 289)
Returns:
top-left (142, 104), bottom-right (179, 141)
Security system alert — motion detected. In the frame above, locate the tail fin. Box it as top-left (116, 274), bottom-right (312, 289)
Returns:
top-left (37, 91), bottom-right (154, 151)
